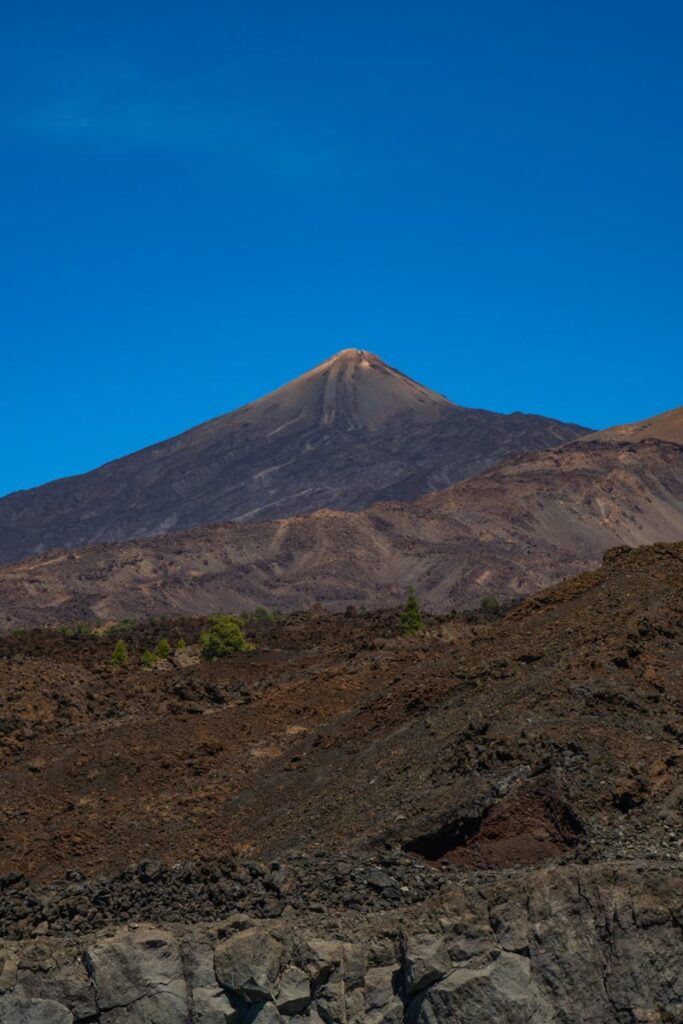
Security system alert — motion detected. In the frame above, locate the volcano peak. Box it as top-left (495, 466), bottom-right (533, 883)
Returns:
top-left (0, 350), bottom-right (589, 563)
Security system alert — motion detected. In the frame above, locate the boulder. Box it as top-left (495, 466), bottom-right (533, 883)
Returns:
top-left (275, 965), bottom-right (311, 1014)
top-left (85, 926), bottom-right (187, 1023)
top-left (304, 939), bottom-right (366, 1022)
top-left (193, 985), bottom-right (240, 1023)
top-left (305, 939), bottom-right (342, 985)
top-left (364, 965), bottom-right (398, 1009)
top-left (367, 869), bottom-right (398, 892)
top-left (305, 939), bottom-right (364, 990)
top-left (17, 958), bottom-right (97, 1022)
top-left (0, 993), bottom-right (73, 1023)
top-left (407, 951), bottom-right (549, 1024)
top-left (181, 939), bottom-right (239, 1023)
top-left (214, 927), bottom-right (283, 1003)
top-left (402, 933), bottom-right (450, 995)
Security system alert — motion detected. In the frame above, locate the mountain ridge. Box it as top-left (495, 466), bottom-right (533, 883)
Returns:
top-left (2, 436), bottom-right (682, 629)
top-left (584, 404), bottom-right (683, 445)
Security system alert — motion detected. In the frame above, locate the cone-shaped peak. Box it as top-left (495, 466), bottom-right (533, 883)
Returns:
top-left (0, 342), bottom-right (590, 566)
top-left (326, 347), bottom-right (384, 365)
top-left (255, 347), bottom-right (453, 431)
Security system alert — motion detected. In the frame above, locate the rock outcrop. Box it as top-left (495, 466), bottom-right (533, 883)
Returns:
top-left (0, 865), bottom-right (681, 1023)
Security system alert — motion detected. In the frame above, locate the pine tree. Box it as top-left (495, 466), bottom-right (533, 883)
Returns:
top-left (399, 587), bottom-right (424, 635)
top-left (111, 639), bottom-right (129, 666)
top-left (155, 638), bottom-right (171, 659)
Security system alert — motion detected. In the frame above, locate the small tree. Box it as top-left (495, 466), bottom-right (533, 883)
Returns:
top-left (399, 587), bottom-right (424, 636)
top-left (176, 638), bottom-right (186, 650)
top-left (155, 638), bottom-right (171, 659)
top-left (141, 649), bottom-right (157, 668)
top-left (112, 639), bottom-right (129, 666)
top-left (200, 615), bottom-right (253, 661)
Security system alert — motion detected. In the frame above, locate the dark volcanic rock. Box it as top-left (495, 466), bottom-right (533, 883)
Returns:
top-left (0, 865), bottom-right (681, 1022)
top-left (215, 927), bottom-right (284, 1003)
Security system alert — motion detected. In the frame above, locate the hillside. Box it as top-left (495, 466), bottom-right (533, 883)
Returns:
top-left (586, 403), bottom-right (683, 444)
top-left (1, 438), bottom-right (682, 629)
top-left (0, 538), bottom-right (681, 888)
top-left (1, 542), bottom-right (682, 1022)
top-left (0, 349), bottom-right (588, 565)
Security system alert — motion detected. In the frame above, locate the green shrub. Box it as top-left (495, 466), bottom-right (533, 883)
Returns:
top-left (155, 638), bottom-right (171, 659)
top-left (104, 619), bottom-right (135, 638)
top-left (176, 638), bottom-right (186, 650)
top-left (111, 639), bottom-right (129, 666)
top-left (200, 615), bottom-right (253, 661)
top-left (480, 596), bottom-right (501, 615)
top-left (61, 622), bottom-right (95, 639)
top-left (141, 649), bottom-right (157, 668)
top-left (399, 587), bottom-right (424, 636)
top-left (241, 606), bottom-right (278, 623)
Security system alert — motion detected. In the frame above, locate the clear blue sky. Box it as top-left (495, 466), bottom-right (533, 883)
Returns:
top-left (2, 1), bottom-right (682, 497)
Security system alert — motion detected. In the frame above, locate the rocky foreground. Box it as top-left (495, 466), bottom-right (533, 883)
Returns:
top-left (0, 863), bottom-right (681, 1022)
top-left (1, 542), bottom-right (682, 1020)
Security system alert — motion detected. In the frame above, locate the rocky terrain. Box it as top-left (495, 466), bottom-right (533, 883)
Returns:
top-left (0, 540), bottom-right (682, 1020)
top-left (1, 864), bottom-right (680, 1023)
top-left (0, 349), bottom-right (588, 565)
top-left (1, 437), bottom-right (682, 629)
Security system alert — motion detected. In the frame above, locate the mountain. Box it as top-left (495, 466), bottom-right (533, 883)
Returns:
top-left (0, 349), bottom-right (588, 565)
top-left (2, 436), bottom-right (682, 629)
top-left (586, 404), bottom-right (683, 444)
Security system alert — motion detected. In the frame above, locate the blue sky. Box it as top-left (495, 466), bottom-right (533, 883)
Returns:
top-left (2, 0), bottom-right (682, 496)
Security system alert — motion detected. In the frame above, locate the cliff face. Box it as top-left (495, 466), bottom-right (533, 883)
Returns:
top-left (1, 864), bottom-right (681, 1023)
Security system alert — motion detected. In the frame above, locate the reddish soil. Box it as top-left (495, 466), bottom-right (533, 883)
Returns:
top-left (440, 775), bottom-right (584, 869)
top-left (1, 541), bottom-right (682, 890)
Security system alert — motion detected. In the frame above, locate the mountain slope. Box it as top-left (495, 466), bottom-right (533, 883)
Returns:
top-left (586, 404), bottom-right (683, 444)
top-left (2, 438), bottom-right (682, 629)
top-left (0, 349), bottom-right (588, 565)
top-left (1, 539), bottom-right (683, 882)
